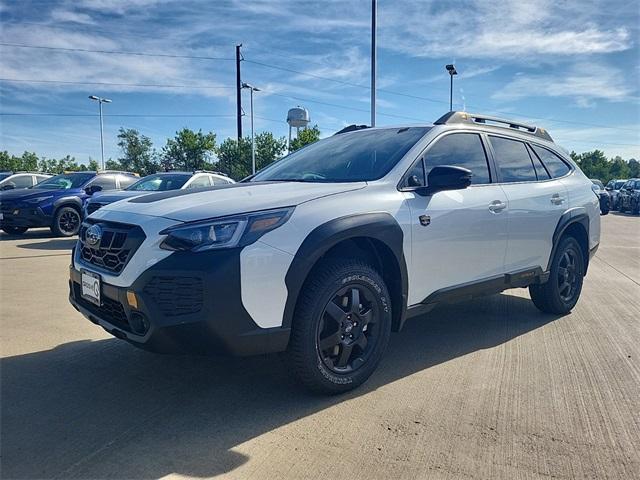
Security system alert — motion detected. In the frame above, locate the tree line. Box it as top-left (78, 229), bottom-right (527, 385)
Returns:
top-left (1, 128), bottom-right (637, 183)
top-left (0, 125), bottom-right (322, 180)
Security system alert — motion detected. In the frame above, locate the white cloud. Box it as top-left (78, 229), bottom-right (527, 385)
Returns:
top-left (493, 63), bottom-right (634, 105)
top-left (50, 9), bottom-right (96, 24)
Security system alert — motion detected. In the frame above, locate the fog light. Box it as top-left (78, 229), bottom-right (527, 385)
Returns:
top-left (126, 291), bottom-right (138, 309)
top-left (129, 312), bottom-right (149, 335)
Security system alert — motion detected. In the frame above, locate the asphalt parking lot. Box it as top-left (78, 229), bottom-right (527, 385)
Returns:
top-left (1, 213), bottom-right (639, 479)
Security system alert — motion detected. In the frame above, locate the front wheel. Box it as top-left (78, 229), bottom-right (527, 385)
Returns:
top-left (1, 226), bottom-right (28, 235)
top-left (529, 236), bottom-right (585, 315)
top-left (51, 206), bottom-right (81, 237)
top-left (289, 258), bottom-right (392, 394)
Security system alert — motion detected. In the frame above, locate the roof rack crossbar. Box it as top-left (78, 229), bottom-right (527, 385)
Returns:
top-left (434, 111), bottom-right (553, 142)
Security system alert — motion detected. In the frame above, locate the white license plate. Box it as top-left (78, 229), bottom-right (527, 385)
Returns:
top-left (81, 270), bottom-right (101, 306)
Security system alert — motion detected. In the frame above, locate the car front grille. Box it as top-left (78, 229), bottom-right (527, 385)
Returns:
top-left (143, 276), bottom-right (204, 316)
top-left (78, 220), bottom-right (145, 275)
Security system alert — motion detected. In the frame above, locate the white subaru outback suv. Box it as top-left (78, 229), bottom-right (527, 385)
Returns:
top-left (69, 112), bottom-right (600, 394)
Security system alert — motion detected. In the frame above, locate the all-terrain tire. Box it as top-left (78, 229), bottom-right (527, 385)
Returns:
top-left (529, 236), bottom-right (585, 315)
top-left (51, 206), bottom-right (81, 237)
top-left (288, 257), bottom-right (392, 394)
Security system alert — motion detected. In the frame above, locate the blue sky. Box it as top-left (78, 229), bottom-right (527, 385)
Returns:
top-left (1, 0), bottom-right (639, 164)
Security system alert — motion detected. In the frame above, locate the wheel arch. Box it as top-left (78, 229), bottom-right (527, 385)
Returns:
top-left (52, 196), bottom-right (83, 216)
top-left (283, 213), bottom-right (408, 333)
top-left (549, 208), bottom-right (590, 274)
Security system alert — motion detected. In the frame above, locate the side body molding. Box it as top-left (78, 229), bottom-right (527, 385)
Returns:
top-left (548, 207), bottom-right (590, 272)
top-left (282, 213), bottom-right (409, 331)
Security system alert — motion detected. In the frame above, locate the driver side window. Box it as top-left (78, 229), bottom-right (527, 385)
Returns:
top-left (423, 133), bottom-right (491, 184)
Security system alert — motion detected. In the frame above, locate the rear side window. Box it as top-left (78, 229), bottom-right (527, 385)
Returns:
top-left (423, 133), bottom-right (491, 184)
top-left (490, 136), bottom-right (537, 183)
top-left (12, 175), bottom-right (35, 188)
top-left (526, 145), bottom-right (551, 180)
top-left (211, 176), bottom-right (231, 185)
top-left (187, 175), bottom-right (212, 188)
top-left (118, 175), bottom-right (138, 188)
top-left (89, 175), bottom-right (117, 190)
top-left (530, 145), bottom-right (571, 178)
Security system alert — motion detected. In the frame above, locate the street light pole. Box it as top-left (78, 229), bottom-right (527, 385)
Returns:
top-left (445, 64), bottom-right (457, 112)
top-left (241, 83), bottom-right (260, 175)
top-left (371, 0), bottom-right (376, 127)
top-left (88, 95), bottom-right (112, 170)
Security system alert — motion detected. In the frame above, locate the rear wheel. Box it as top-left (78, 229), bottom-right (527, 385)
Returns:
top-left (530, 236), bottom-right (585, 314)
top-left (289, 258), bottom-right (392, 394)
top-left (1, 226), bottom-right (28, 235)
top-left (51, 206), bottom-right (81, 237)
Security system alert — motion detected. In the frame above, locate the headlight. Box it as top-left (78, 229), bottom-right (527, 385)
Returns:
top-left (26, 196), bottom-right (53, 204)
top-left (159, 207), bottom-right (294, 252)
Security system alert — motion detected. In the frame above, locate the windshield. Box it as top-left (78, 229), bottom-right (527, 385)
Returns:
top-left (126, 174), bottom-right (190, 191)
top-left (615, 181), bottom-right (626, 189)
top-left (33, 172), bottom-right (94, 189)
top-left (591, 180), bottom-right (604, 189)
top-left (251, 127), bottom-right (430, 183)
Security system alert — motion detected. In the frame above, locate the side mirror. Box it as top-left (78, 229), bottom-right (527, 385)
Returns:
top-left (415, 166), bottom-right (472, 196)
top-left (85, 185), bottom-right (102, 195)
top-left (1, 183), bottom-right (15, 190)
top-left (605, 186), bottom-right (612, 191)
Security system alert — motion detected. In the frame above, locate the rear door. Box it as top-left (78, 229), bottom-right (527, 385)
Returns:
top-left (402, 132), bottom-right (508, 305)
top-left (488, 135), bottom-right (568, 273)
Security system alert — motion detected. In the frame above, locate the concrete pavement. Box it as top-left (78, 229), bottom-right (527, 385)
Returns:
top-left (1, 214), bottom-right (639, 479)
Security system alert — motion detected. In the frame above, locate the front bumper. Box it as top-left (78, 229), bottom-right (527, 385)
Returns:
top-left (69, 248), bottom-right (290, 356)
top-left (0, 205), bottom-right (51, 228)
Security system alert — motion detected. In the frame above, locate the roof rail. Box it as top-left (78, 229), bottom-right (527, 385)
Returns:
top-left (435, 111), bottom-right (553, 142)
top-left (193, 170), bottom-right (230, 177)
top-left (334, 124), bottom-right (370, 135)
top-left (98, 170), bottom-right (139, 176)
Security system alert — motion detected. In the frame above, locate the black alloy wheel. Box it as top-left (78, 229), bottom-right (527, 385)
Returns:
top-left (557, 249), bottom-right (580, 303)
top-left (52, 206), bottom-right (81, 237)
top-left (317, 285), bottom-right (379, 373)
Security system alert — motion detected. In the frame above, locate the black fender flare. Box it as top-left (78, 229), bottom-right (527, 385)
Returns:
top-left (547, 207), bottom-right (590, 272)
top-left (52, 196), bottom-right (83, 216)
top-left (282, 212), bottom-right (408, 331)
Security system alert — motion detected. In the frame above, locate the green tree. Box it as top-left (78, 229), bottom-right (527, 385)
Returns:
top-left (216, 132), bottom-right (287, 180)
top-left (38, 157), bottom-right (57, 174)
top-left (609, 156), bottom-right (630, 181)
top-left (18, 151), bottom-right (39, 171)
top-left (0, 151), bottom-right (17, 171)
top-left (289, 125), bottom-right (321, 152)
top-left (117, 128), bottom-right (158, 175)
top-left (162, 128), bottom-right (216, 171)
top-left (574, 150), bottom-right (609, 181)
top-left (628, 158), bottom-right (640, 178)
top-left (87, 158), bottom-right (100, 171)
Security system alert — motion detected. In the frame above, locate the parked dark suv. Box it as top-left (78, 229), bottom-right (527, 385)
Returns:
top-left (0, 171), bottom-right (137, 236)
top-left (618, 178), bottom-right (640, 214)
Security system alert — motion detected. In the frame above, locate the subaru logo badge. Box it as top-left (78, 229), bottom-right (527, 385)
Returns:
top-left (86, 224), bottom-right (102, 247)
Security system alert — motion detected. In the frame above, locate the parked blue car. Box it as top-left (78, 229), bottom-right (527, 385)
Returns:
top-left (0, 171), bottom-right (138, 236)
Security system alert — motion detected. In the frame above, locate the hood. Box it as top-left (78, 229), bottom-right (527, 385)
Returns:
top-left (99, 181), bottom-right (366, 222)
top-left (90, 190), bottom-right (148, 204)
top-left (0, 188), bottom-right (73, 203)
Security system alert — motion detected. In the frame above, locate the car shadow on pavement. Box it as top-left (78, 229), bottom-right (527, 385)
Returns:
top-left (16, 238), bottom-right (76, 251)
top-left (0, 228), bottom-right (66, 241)
top-left (1, 293), bottom-right (561, 479)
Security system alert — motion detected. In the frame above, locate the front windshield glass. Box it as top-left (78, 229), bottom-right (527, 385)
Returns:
top-left (126, 174), bottom-right (190, 191)
top-left (615, 181), bottom-right (626, 189)
top-left (33, 172), bottom-right (94, 189)
top-left (251, 127), bottom-right (430, 183)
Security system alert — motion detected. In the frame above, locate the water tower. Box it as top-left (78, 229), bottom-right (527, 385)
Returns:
top-left (287, 106), bottom-right (310, 150)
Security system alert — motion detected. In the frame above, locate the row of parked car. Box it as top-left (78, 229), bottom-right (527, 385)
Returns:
top-left (591, 178), bottom-right (640, 215)
top-left (0, 170), bottom-right (234, 236)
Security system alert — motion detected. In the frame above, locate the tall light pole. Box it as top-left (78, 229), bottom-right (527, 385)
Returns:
top-left (371, 0), bottom-right (377, 127)
top-left (241, 83), bottom-right (260, 175)
top-left (445, 64), bottom-right (457, 112)
top-left (88, 95), bottom-right (112, 170)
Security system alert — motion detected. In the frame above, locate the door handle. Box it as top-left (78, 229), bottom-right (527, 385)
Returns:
top-left (550, 193), bottom-right (565, 205)
top-left (488, 200), bottom-right (507, 213)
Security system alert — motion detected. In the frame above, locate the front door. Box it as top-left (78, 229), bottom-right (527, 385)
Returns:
top-left (402, 132), bottom-right (508, 305)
